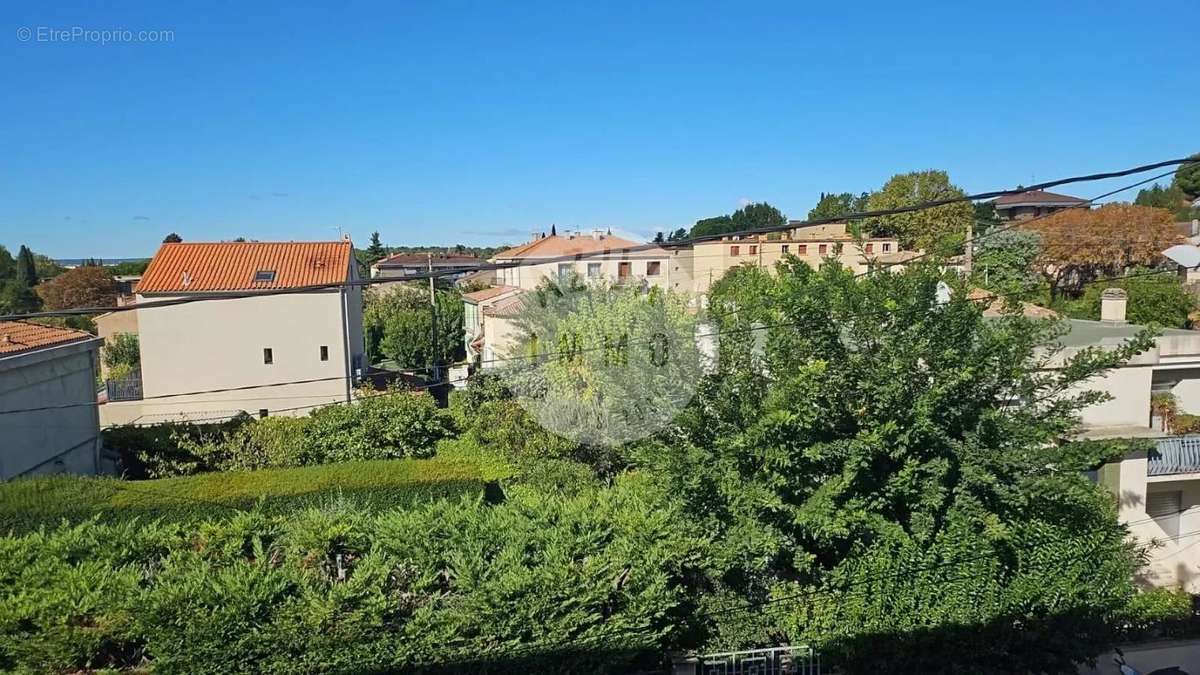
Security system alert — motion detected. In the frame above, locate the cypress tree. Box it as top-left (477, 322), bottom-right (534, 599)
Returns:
top-left (15, 245), bottom-right (37, 287)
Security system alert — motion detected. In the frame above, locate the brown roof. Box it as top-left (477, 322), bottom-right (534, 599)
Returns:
top-left (374, 252), bottom-right (480, 267)
top-left (994, 190), bottom-right (1087, 207)
top-left (137, 241), bottom-right (353, 294)
top-left (0, 320), bottom-right (95, 356)
top-left (495, 232), bottom-right (661, 259)
top-left (483, 292), bottom-right (531, 317)
top-left (463, 285), bottom-right (520, 303)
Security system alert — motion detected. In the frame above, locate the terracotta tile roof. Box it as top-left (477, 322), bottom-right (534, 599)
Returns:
top-left (0, 320), bottom-right (96, 356)
top-left (495, 232), bottom-right (664, 259)
top-left (463, 285), bottom-right (520, 303)
top-left (483, 292), bottom-right (531, 317)
top-left (374, 252), bottom-right (480, 267)
top-left (994, 190), bottom-right (1087, 207)
top-left (137, 241), bottom-right (353, 294)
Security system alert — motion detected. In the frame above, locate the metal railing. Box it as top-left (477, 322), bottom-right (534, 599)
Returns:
top-left (693, 646), bottom-right (820, 675)
top-left (1149, 435), bottom-right (1200, 476)
top-left (104, 368), bottom-right (143, 402)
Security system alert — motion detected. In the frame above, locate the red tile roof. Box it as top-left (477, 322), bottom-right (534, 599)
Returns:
top-left (0, 320), bottom-right (95, 356)
top-left (462, 285), bottom-right (520, 303)
top-left (495, 232), bottom-right (663, 259)
top-left (994, 190), bottom-right (1087, 207)
top-left (137, 241), bottom-right (353, 294)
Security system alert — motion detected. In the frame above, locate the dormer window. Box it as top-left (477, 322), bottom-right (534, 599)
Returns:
top-left (253, 270), bottom-right (276, 283)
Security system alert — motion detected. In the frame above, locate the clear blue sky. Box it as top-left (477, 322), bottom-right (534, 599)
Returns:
top-left (1, 1), bottom-right (1196, 258)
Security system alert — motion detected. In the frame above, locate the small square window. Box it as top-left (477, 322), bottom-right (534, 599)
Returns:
top-left (263, 348), bottom-right (273, 364)
top-left (253, 270), bottom-right (276, 283)
top-left (587, 262), bottom-right (602, 278)
top-left (749, 245), bottom-right (758, 255)
top-left (883, 242), bottom-right (892, 252)
top-left (781, 244), bottom-right (790, 254)
top-left (730, 245), bottom-right (740, 256)
top-left (646, 261), bottom-right (661, 276)
top-left (797, 244), bottom-right (807, 255)
top-left (557, 263), bottom-right (573, 279)
top-left (259, 409), bottom-right (269, 419)
top-left (865, 243), bottom-right (874, 254)
top-left (320, 345), bottom-right (329, 361)
top-left (818, 244), bottom-right (828, 255)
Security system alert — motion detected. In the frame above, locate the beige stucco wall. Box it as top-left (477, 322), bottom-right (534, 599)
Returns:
top-left (496, 256), bottom-right (672, 291)
top-left (0, 340), bottom-right (102, 479)
top-left (480, 314), bottom-right (521, 369)
top-left (1070, 365), bottom-right (1154, 429)
top-left (101, 289), bottom-right (363, 425)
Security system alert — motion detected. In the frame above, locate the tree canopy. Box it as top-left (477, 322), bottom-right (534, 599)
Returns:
top-left (863, 170), bottom-right (973, 251)
top-left (366, 231), bottom-right (387, 260)
top-left (363, 285), bottom-right (464, 369)
top-left (1023, 203), bottom-right (1180, 298)
top-left (36, 265), bottom-right (119, 310)
top-left (162, 232), bottom-right (183, 243)
top-left (690, 202), bottom-right (786, 239)
top-left (15, 246), bottom-right (37, 288)
top-left (807, 191), bottom-right (870, 221)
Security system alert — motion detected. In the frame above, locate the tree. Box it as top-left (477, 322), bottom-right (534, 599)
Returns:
top-left (643, 257), bottom-right (1155, 671)
top-left (690, 202), bottom-right (786, 239)
top-left (0, 246), bottom-right (14, 280)
top-left (366, 231), bottom-right (387, 261)
top-left (0, 281), bottom-right (42, 314)
top-left (1134, 176), bottom-right (1200, 221)
top-left (1176, 152), bottom-right (1200, 201)
top-left (107, 260), bottom-right (150, 276)
top-left (1064, 269), bottom-right (1195, 328)
top-left (362, 285), bottom-right (464, 369)
top-left (653, 231), bottom-right (665, 243)
top-left (34, 254), bottom-right (66, 279)
top-left (15, 246), bottom-right (37, 287)
top-left (102, 332), bottom-right (141, 379)
top-left (864, 170), bottom-right (973, 251)
top-left (666, 228), bottom-right (689, 242)
top-left (807, 191), bottom-right (870, 221)
top-left (1024, 203), bottom-right (1180, 299)
top-left (162, 232), bottom-right (183, 243)
top-left (972, 229), bottom-right (1042, 294)
top-left (36, 265), bottom-right (118, 310)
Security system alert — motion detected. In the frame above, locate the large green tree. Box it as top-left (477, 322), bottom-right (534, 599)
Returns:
top-left (864, 170), bottom-right (973, 251)
top-left (642, 257), bottom-right (1155, 672)
top-left (366, 231), bottom-right (387, 260)
top-left (15, 246), bottom-right (37, 288)
top-left (363, 285), bottom-right (464, 369)
top-left (0, 246), bottom-right (14, 280)
top-left (807, 191), bottom-right (870, 221)
top-left (1176, 152), bottom-right (1200, 200)
top-left (690, 202), bottom-right (786, 239)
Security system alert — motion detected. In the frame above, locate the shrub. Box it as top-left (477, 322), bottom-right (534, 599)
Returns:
top-left (1174, 413), bottom-right (1200, 435)
top-left (305, 390), bottom-right (453, 462)
top-left (102, 332), bottom-right (140, 371)
top-left (0, 481), bottom-right (707, 674)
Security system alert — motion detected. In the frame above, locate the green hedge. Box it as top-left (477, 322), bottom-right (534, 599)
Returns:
top-left (0, 457), bottom-right (487, 534)
top-left (0, 478), bottom-right (705, 674)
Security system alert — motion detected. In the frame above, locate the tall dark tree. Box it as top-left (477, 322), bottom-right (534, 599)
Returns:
top-left (15, 246), bottom-right (37, 287)
top-left (807, 191), bottom-right (870, 221)
top-left (666, 227), bottom-right (689, 242)
top-left (366, 231), bottom-right (387, 260)
top-left (0, 245), bottom-right (14, 280)
top-left (162, 232), bottom-right (183, 243)
top-left (653, 231), bottom-right (665, 243)
top-left (690, 202), bottom-right (786, 239)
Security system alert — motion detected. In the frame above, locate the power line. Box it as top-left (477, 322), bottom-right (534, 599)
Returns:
top-left (3, 157), bottom-right (1194, 322)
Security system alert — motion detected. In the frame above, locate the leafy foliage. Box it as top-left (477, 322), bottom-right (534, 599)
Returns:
top-left (972, 229), bottom-right (1042, 293)
top-left (363, 285), bottom-right (464, 368)
top-left (162, 232), bottom-right (182, 243)
top-left (1060, 269), bottom-right (1195, 328)
top-left (807, 191), bottom-right (869, 221)
top-left (864, 170), bottom-right (973, 251)
top-left (1024, 203), bottom-right (1181, 298)
top-left (1176, 153), bottom-right (1200, 201)
top-left (690, 202), bottom-right (786, 238)
top-left (35, 265), bottom-right (118, 310)
top-left (102, 332), bottom-right (140, 372)
top-left (0, 481), bottom-right (705, 674)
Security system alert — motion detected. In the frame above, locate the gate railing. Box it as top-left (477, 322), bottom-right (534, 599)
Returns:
top-left (672, 645), bottom-right (819, 675)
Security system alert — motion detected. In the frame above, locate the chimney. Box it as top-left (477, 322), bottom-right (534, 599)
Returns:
top-left (1100, 288), bottom-right (1127, 323)
top-left (592, 228), bottom-right (603, 240)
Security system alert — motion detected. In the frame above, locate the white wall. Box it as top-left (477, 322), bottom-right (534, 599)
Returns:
top-left (0, 340), bottom-right (102, 479)
top-left (113, 289), bottom-right (361, 422)
top-left (1070, 366), bottom-right (1153, 429)
top-left (498, 256), bottom-right (672, 291)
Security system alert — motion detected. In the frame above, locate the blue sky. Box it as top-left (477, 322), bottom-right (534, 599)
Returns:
top-left (1, 1), bottom-right (1196, 258)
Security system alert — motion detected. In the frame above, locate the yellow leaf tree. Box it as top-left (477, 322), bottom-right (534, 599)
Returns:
top-left (1023, 203), bottom-right (1181, 299)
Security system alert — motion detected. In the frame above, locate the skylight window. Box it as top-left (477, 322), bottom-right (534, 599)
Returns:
top-left (253, 270), bottom-right (276, 283)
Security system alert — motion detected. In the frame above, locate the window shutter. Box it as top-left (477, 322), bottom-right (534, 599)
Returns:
top-left (1148, 490), bottom-right (1182, 518)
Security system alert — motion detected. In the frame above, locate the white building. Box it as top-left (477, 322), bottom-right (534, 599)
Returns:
top-left (0, 321), bottom-right (103, 479)
top-left (99, 240), bottom-right (364, 426)
top-left (493, 229), bottom-right (674, 291)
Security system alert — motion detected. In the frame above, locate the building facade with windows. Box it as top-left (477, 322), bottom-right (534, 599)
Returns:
top-left (492, 230), bottom-right (674, 290)
top-left (992, 189), bottom-right (1088, 221)
top-left (0, 321), bottom-right (103, 479)
top-left (99, 240), bottom-right (364, 426)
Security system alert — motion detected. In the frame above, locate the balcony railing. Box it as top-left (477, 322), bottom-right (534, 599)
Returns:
top-left (105, 368), bottom-right (144, 402)
top-left (1149, 435), bottom-right (1200, 476)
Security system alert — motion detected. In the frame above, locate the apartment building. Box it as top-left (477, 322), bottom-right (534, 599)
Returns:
top-left (993, 189), bottom-right (1087, 221)
top-left (493, 229), bottom-right (673, 290)
top-left (99, 240), bottom-right (364, 426)
top-left (370, 252), bottom-right (480, 280)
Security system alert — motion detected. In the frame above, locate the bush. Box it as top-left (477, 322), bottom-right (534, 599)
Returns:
top-left (0, 457), bottom-right (487, 534)
top-left (0, 481), bottom-right (706, 674)
top-left (104, 391), bottom-right (454, 477)
top-left (102, 332), bottom-right (140, 372)
top-left (1063, 271), bottom-right (1195, 328)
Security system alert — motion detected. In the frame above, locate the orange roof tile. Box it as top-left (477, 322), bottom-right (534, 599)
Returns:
top-left (495, 233), bottom-right (663, 259)
top-left (137, 241), bottom-right (353, 294)
top-left (463, 285), bottom-right (520, 303)
top-left (0, 320), bottom-right (96, 356)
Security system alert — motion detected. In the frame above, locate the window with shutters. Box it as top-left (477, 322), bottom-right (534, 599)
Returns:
top-left (1147, 490), bottom-right (1182, 537)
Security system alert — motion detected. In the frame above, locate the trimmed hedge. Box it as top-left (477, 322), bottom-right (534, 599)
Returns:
top-left (0, 457), bottom-right (488, 534)
top-left (0, 478), bottom-right (706, 674)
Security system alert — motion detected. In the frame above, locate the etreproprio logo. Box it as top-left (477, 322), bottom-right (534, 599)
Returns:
top-left (496, 279), bottom-right (704, 447)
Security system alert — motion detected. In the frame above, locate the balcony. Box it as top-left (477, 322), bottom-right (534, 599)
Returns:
top-left (1149, 435), bottom-right (1200, 477)
top-left (104, 368), bottom-right (144, 402)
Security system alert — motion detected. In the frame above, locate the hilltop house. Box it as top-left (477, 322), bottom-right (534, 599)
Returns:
top-left (0, 321), bottom-right (103, 479)
top-left (993, 189), bottom-right (1088, 221)
top-left (99, 240), bottom-right (364, 426)
top-left (370, 252), bottom-right (480, 280)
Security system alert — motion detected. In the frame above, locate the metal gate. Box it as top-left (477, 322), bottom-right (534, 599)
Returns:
top-left (696, 646), bottom-right (819, 675)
